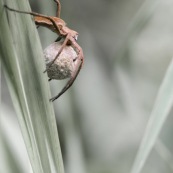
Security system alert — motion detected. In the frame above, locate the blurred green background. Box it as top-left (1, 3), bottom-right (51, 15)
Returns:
top-left (2, 0), bottom-right (173, 172)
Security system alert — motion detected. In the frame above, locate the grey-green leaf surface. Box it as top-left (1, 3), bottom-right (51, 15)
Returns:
top-left (1, 104), bottom-right (26, 173)
top-left (0, 0), bottom-right (64, 173)
top-left (130, 57), bottom-right (173, 173)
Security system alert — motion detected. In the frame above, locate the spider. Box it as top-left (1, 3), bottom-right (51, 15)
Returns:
top-left (4, 0), bottom-right (84, 102)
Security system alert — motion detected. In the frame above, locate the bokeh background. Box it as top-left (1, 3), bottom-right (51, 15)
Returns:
top-left (2, 0), bottom-right (173, 172)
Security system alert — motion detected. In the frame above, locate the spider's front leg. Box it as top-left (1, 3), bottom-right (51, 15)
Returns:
top-left (49, 52), bottom-right (83, 101)
top-left (47, 34), bottom-right (84, 101)
top-left (43, 34), bottom-right (70, 73)
top-left (69, 36), bottom-right (84, 67)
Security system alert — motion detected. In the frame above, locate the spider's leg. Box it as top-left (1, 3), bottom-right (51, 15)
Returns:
top-left (4, 5), bottom-right (50, 18)
top-left (53, 0), bottom-right (61, 17)
top-left (50, 39), bottom-right (84, 101)
top-left (55, 36), bottom-right (62, 42)
top-left (48, 78), bottom-right (52, 81)
top-left (44, 34), bottom-right (70, 73)
top-left (5, 4), bottom-right (68, 73)
top-left (50, 56), bottom-right (83, 101)
top-left (5, 2), bottom-right (61, 18)
top-left (69, 37), bottom-right (84, 66)
top-left (5, 5), bottom-right (63, 35)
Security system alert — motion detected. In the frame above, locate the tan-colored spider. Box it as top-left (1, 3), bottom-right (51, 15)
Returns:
top-left (5, 0), bottom-right (84, 101)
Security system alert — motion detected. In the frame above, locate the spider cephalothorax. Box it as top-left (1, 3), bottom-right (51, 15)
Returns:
top-left (5, 0), bottom-right (84, 101)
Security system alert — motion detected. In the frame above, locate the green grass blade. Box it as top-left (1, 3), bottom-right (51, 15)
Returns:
top-left (130, 58), bottom-right (173, 173)
top-left (0, 0), bottom-right (64, 173)
top-left (1, 104), bottom-right (27, 173)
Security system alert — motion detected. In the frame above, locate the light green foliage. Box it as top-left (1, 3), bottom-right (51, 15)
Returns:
top-left (1, 0), bottom-right (173, 173)
top-left (0, 0), bottom-right (64, 173)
